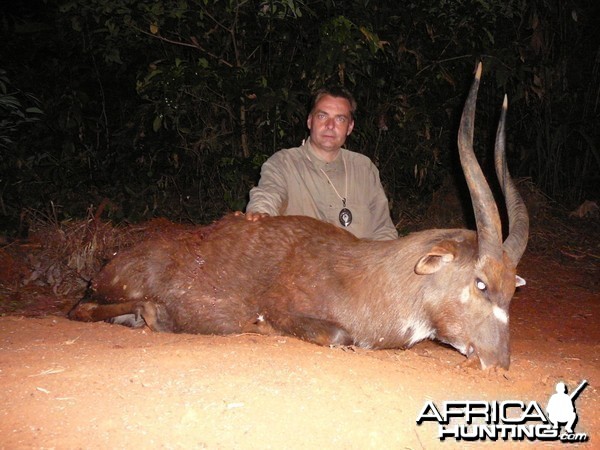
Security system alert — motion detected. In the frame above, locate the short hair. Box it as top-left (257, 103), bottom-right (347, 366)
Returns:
top-left (310, 86), bottom-right (357, 119)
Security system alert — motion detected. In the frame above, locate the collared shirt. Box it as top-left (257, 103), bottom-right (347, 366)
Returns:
top-left (246, 138), bottom-right (398, 240)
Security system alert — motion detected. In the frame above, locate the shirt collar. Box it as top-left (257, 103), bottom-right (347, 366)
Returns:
top-left (303, 137), bottom-right (344, 169)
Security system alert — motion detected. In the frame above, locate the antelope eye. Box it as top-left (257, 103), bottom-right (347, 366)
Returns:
top-left (476, 278), bottom-right (487, 291)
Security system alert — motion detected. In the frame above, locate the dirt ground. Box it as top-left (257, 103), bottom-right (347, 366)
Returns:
top-left (0, 222), bottom-right (599, 449)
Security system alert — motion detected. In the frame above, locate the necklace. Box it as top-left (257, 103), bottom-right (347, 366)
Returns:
top-left (318, 154), bottom-right (353, 227)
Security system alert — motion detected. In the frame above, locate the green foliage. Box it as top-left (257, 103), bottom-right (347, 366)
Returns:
top-left (0, 69), bottom-right (43, 150)
top-left (0, 0), bottom-right (598, 233)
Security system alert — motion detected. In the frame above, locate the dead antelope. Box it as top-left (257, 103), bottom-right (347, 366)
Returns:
top-left (69, 63), bottom-right (528, 369)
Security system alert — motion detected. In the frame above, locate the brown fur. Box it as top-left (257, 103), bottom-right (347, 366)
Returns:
top-left (69, 214), bottom-right (518, 368)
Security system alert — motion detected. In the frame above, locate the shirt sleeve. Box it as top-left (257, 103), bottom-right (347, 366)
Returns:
top-left (368, 164), bottom-right (398, 241)
top-left (246, 153), bottom-right (289, 216)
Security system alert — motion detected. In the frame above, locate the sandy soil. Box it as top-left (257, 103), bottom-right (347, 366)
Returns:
top-left (0, 249), bottom-right (598, 449)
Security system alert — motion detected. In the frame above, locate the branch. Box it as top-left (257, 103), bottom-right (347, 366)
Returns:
top-left (131, 23), bottom-right (234, 68)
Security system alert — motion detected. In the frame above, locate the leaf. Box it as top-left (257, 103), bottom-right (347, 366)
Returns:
top-left (152, 115), bottom-right (162, 132)
top-left (359, 26), bottom-right (386, 52)
top-left (26, 107), bottom-right (44, 115)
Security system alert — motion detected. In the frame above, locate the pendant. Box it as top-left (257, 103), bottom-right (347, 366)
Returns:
top-left (339, 208), bottom-right (352, 227)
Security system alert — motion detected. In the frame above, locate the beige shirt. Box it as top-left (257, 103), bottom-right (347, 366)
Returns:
top-left (246, 139), bottom-right (398, 240)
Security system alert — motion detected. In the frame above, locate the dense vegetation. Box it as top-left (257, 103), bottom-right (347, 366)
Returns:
top-left (1, 0), bottom-right (598, 233)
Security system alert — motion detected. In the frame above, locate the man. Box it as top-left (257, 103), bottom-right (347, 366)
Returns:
top-left (244, 86), bottom-right (397, 241)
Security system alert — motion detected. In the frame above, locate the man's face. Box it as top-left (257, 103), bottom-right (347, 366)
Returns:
top-left (307, 94), bottom-right (355, 159)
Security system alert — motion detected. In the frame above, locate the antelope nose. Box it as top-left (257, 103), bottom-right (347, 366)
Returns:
top-left (473, 344), bottom-right (511, 370)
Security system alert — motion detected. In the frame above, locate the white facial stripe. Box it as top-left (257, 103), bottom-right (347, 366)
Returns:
top-left (493, 305), bottom-right (509, 324)
top-left (460, 286), bottom-right (471, 303)
top-left (460, 286), bottom-right (470, 303)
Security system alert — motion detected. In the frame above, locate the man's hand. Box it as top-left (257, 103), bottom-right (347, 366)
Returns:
top-left (234, 211), bottom-right (271, 222)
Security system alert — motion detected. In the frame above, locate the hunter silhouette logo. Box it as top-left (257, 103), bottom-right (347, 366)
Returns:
top-left (546, 380), bottom-right (588, 435)
top-left (416, 379), bottom-right (589, 443)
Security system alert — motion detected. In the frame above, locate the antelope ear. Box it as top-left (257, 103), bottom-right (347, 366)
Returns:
top-left (414, 242), bottom-right (457, 275)
top-left (515, 275), bottom-right (526, 287)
